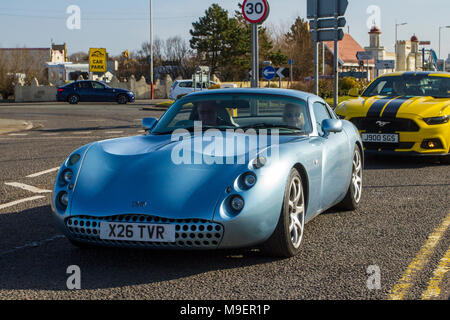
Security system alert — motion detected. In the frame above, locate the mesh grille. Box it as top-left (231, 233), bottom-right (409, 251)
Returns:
top-left (65, 215), bottom-right (224, 249)
top-left (350, 117), bottom-right (420, 132)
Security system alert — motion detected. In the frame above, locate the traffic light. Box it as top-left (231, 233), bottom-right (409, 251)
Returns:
top-left (122, 50), bottom-right (130, 59)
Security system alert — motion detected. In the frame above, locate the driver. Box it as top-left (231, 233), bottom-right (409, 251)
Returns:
top-left (197, 101), bottom-right (219, 126)
top-left (283, 103), bottom-right (306, 129)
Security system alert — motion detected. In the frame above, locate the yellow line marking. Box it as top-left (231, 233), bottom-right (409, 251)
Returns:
top-left (388, 212), bottom-right (450, 300)
top-left (421, 247), bottom-right (450, 300)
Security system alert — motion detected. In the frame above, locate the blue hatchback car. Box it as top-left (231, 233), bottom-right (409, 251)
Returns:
top-left (57, 80), bottom-right (135, 104)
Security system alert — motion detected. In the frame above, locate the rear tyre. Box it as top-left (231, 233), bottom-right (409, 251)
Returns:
top-left (261, 168), bottom-right (305, 258)
top-left (67, 94), bottom-right (80, 105)
top-left (117, 94), bottom-right (128, 105)
top-left (336, 146), bottom-right (363, 211)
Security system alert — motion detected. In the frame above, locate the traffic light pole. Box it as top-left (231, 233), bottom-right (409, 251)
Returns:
top-left (150, 0), bottom-right (154, 99)
top-left (333, 0), bottom-right (339, 108)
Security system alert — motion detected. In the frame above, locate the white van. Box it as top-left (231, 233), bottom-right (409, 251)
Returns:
top-left (169, 80), bottom-right (217, 100)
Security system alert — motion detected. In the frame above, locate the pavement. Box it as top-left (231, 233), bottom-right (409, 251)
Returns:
top-left (0, 102), bottom-right (448, 300)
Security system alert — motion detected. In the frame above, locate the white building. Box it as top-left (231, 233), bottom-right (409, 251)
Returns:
top-left (364, 26), bottom-right (424, 75)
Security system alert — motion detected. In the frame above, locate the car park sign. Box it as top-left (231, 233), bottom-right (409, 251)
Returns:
top-left (242, 0), bottom-right (270, 24)
top-left (89, 48), bottom-right (107, 73)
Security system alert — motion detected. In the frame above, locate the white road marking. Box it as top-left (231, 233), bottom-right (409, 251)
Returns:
top-left (137, 130), bottom-right (145, 133)
top-left (8, 133), bottom-right (28, 136)
top-left (72, 131), bottom-right (92, 135)
top-left (105, 131), bottom-right (124, 134)
top-left (26, 167), bottom-right (60, 178)
top-left (41, 133), bottom-right (59, 136)
top-left (0, 195), bottom-right (46, 211)
top-left (0, 234), bottom-right (65, 257)
top-left (80, 119), bottom-right (106, 122)
top-left (4, 182), bottom-right (52, 194)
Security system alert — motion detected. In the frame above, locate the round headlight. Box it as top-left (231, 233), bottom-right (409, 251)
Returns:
top-left (243, 173), bottom-right (257, 188)
top-left (68, 154), bottom-right (81, 166)
top-left (59, 192), bottom-right (69, 207)
top-left (63, 170), bottom-right (73, 183)
top-left (230, 195), bottom-right (245, 212)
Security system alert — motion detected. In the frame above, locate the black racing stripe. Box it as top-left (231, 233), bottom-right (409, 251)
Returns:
top-left (366, 99), bottom-right (392, 118)
top-left (380, 97), bottom-right (411, 119)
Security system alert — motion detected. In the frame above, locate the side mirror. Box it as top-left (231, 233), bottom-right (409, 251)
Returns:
top-left (142, 117), bottom-right (158, 131)
top-left (348, 88), bottom-right (359, 97)
top-left (322, 119), bottom-right (343, 137)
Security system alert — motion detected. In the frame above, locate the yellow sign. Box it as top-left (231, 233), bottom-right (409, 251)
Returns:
top-left (89, 48), bottom-right (107, 73)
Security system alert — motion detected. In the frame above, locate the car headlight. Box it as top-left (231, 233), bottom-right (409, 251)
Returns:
top-left (68, 154), bottom-right (80, 166)
top-left (230, 195), bottom-right (245, 212)
top-left (423, 115), bottom-right (449, 125)
top-left (63, 170), bottom-right (73, 183)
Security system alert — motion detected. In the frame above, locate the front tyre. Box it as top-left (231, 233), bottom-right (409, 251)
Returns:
top-left (117, 94), bottom-right (128, 105)
top-left (261, 168), bottom-right (305, 258)
top-left (336, 146), bottom-right (363, 211)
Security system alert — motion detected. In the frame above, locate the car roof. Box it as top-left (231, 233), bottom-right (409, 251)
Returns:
top-left (184, 88), bottom-right (317, 101)
top-left (379, 71), bottom-right (450, 78)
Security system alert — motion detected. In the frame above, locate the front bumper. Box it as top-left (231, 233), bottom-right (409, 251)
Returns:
top-left (350, 116), bottom-right (449, 155)
top-left (62, 214), bottom-right (224, 249)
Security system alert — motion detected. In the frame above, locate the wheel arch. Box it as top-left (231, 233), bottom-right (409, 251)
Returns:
top-left (292, 162), bottom-right (309, 213)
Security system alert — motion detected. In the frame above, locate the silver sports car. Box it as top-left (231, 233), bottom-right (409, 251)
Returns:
top-left (52, 88), bottom-right (363, 257)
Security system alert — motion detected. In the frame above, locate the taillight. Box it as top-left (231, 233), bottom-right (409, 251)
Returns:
top-left (58, 88), bottom-right (64, 92)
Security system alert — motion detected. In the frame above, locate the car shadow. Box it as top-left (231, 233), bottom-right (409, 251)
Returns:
top-left (364, 153), bottom-right (444, 170)
top-left (0, 205), bottom-right (280, 291)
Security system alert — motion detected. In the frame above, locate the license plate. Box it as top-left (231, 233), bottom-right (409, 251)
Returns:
top-left (100, 222), bottom-right (176, 242)
top-left (361, 133), bottom-right (399, 143)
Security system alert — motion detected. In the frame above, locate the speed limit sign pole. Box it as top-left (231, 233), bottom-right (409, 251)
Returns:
top-left (242, 0), bottom-right (270, 88)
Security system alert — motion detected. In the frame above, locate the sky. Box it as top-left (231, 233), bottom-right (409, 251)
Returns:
top-left (0, 0), bottom-right (449, 60)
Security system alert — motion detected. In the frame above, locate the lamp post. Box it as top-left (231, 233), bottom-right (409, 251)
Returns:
top-left (439, 25), bottom-right (450, 59)
top-left (149, 0), bottom-right (154, 99)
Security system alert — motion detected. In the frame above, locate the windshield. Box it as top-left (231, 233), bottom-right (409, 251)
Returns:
top-left (152, 94), bottom-right (312, 135)
top-left (362, 75), bottom-right (450, 98)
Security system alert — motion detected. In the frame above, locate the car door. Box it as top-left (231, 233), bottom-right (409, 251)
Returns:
top-left (77, 81), bottom-right (94, 102)
top-left (311, 100), bottom-right (351, 210)
top-left (91, 81), bottom-right (112, 102)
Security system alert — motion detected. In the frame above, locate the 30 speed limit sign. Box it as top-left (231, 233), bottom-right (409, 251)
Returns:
top-left (242, 0), bottom-right (270, 24)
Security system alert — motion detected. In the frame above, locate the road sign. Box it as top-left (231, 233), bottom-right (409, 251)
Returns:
top-left (375, 60), bottom-right (395, 69)
top-left (356, 51), bottom-right (373, 61)
top-left (276, 68), bottom-right (289, 79)
top-left (262, 66), bottom-right (276, 80)
top-left (312, 29), bottom-right (344, 42)
top-left (307, 0), bottom-right (349, 19)
top-left (309, 17), bottom-right (346, 29)
top-left (419, 41), bottom-right (431, 46)
top-left (89, 48), bottom-right (107, 73)
top-left (288, 59), bottom-right (294, 65)
top-left (242, 0), bottom-right (269, 24)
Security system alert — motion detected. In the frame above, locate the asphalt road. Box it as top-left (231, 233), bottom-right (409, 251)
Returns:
top-left (0, 102), bottom-right (448, 300)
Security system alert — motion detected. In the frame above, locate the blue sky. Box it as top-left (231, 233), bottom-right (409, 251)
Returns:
top-left (0, 0), bottom-right (449, 60)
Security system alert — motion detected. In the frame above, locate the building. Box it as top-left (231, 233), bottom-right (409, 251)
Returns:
top-left (395, 34), bottom-right (423, 72)
top-left (364, 26), bottom-right (396, 77)
top-left (323, 33), bottom-right (375, 81)
top-left (0, 43), bottom-right (68, 81)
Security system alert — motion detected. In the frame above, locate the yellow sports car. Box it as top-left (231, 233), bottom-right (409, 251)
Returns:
top-left (335, 72), bottom-right (450, 164)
